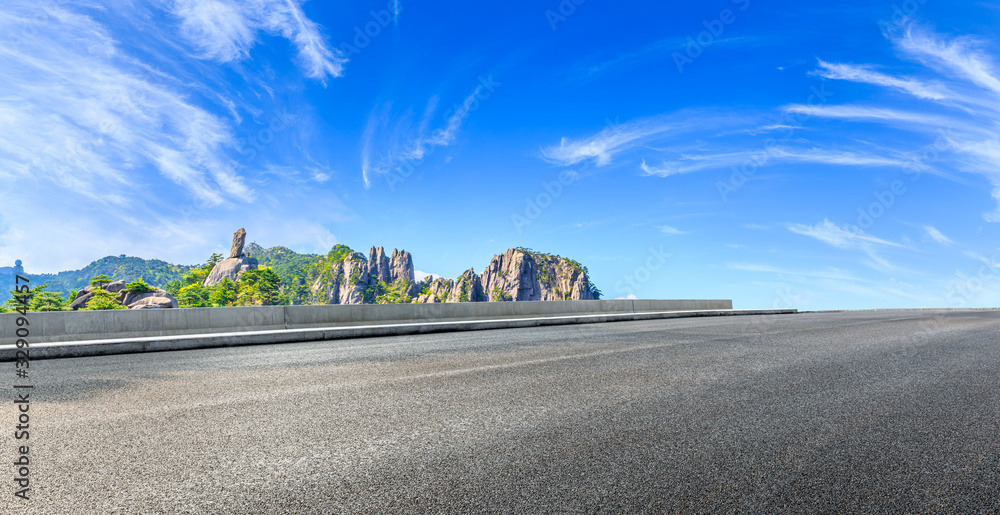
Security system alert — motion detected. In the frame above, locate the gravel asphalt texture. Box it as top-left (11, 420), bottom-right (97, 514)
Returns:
top-left (5, 310), bottom-right (999, 513)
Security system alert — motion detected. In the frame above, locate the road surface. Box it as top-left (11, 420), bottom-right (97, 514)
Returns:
top-left (7, 310), bottom-right (1000, 513)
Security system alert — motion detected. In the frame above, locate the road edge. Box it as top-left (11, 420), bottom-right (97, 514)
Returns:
top-left (1, 309), bottom-right (797, 361)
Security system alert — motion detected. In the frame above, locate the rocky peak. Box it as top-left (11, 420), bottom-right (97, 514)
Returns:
top-left (230, 228), bottom-right (247, 259)
top-left (309, 246), bottom-right (419, 305)
top-left (480, 248), bottom-right (595, 301)
top-left (298, 242), bottom-right (598, 305)
top-left (389, 249), bottom-right (415, 284)
top-left (204, 228), bottom-right (258, 287)
top-left (427, 268), bottom-right (486, 303)
top-left (366, 247), bottom-right (416, 285)
top-left (367, 247), bottom-right (390, 283)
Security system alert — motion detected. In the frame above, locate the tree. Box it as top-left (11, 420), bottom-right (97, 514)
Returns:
top-left (363, 282), bottom-right (387, 304)
top-left (177, 284), bottom-right (210, 308)
top-left (83, 289), bottom-right (125, 310)
top-left (124, 277), bottom-right (156, 294)
top-left (180, 268), bottom-right (210, 287)
top-left (203, 253), bottom-right (224, 272)
top-left (2, 288), bottom-right (30, 312)
top-left (589, 282), bottom-right (602, 300)
top-left (281, 275), bottom-right (311, 305)
top-left (236, 268), bottom-right (285, 306)
top-left (31, 285), bottom-right (68, 311)
top-left (375, 280), bottom-right (413, 304)
top-left (209, 278), bottom-right (237, 307)
top-left (162, 280), bottom-right (182, 296)
top-left (90, 274), bottom-right (112, 288)
top-left (3, 284), bottom-right (67, 312)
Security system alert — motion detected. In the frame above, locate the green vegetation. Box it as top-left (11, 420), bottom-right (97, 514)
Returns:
top-left (83, 288), bottom-right (125, 310)
top-left (31, 285), bottom-right (69, 311)
top-left (348, 264), bottom-right (363, 287)
top-left (206, 253), bottom-right (224, 269)
top-left (10, 256), bottom-right (196, 305)
top-left (301, 244), bottom-right (364, 303)
top-left (167, 254), bottom-right (288, 308)
top-left (2, 284), bottom-right (69, 312)
top-left (374, 280), bottom-right (413, 304)
top-left (491, 286), bottom-right (512, 302)
top-left (281, 275), bottom-right (312, 306)
top-left (124, 277), bottom-right (156, 294)
top-left (513, 247), bottom-right (600, 300)
top-left (363, 282), bottom-right (386, 304)
top-left (458, 280), bottom-right (470, 303)
top-left (247, 243), bottom-right (323, 304)
top-left (162, 257), bottom-right (215, 298)
top-left (208, 278), bottom-right (237, 307)
top-left (89, 274), bottom-right (111, 288)
top-left (2, 244), bottom-right (602, 310)
top-left (326, 244), bottom-right (355, 264)
top-left (176, 284), bottom-right (210, 307)
top-left (236, 268), bottom-right (285, 306)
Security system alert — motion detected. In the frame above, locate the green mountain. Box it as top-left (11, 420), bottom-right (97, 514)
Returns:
top-left (245, 243), bottom-right (320, 282)
top-left (244, 243), bottom-right (322, 304)
top-left (4, 244), bottom-right (601, 307)
top-left (9, 255), bottom-right (198, 302)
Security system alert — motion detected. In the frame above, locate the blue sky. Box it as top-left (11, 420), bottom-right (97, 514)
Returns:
top-left (1, 0), bottom-right (999, 310)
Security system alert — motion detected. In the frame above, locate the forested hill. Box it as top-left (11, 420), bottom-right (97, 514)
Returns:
top-left (3, 244), bottom-right (601, 306)
top-left (2, 246), bottom-right (322, 304)
top-left (15, 255), bottom-right (196, 300)
top-left (245, 243), bottom-right (320, 282)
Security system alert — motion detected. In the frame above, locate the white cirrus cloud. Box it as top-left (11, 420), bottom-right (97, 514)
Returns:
top-left (657, 225), bottom-right (687, 235)
top-left (898, 26), bottom-right (1000, 97)
top-left (0, 1), bottom-right (349, 271)
top-left (808, 25), bottom-right (1000, 220)
top-left (787, 219), bottom-right (903, 270)
top-left (582, 23), bottom-right (1000, 221)
top-left (543, 117), bottom-right (676, 167)
top-left (361, 83), bottom-right (488, 188)
top-left (923, 225), bottom-right (953, 245)
top-left (814, 59), bottom-right (949, 101)
top-left (171, 0), bottom-right (346, 82)
top-left (541, 109), bottom-right (751, 168)
top-left (0, 3), bottom-right (247, 206)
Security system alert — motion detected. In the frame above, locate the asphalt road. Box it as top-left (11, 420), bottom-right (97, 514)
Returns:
top-left (6, 310), bottom-right (1000, 513)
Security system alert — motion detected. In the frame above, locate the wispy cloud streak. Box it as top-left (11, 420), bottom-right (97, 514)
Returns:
top-left (788, 219), bottom-right (902, 270)
top-left (361, 84), bottom-right (488, 187)
top-left (171, 0), bottom-right (346, 82)
top-left (0, 3), bottom-right (248, 205)
top-left (815, 60), bottom-right (948, 100)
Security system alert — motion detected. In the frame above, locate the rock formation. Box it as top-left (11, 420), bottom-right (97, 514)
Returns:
top-left (69, 284), bottom-right (178, 310)
top-left (104, 280), bottom-right (127, 294)
top-left (124, 290), bottom-right (178, 309)
top-left (310, 250), bottom-right (368, 305)
top-left (69, 291), bottom-right (94, 310)
top-left (204, 228), bottom-right (259, 287)
top-left (479, 248), bottom-right (595, 301)
top-left (367, 246), bottom-right (391, 284)
top-left (230, 228), bottom-right (247, 259)
top-left (308, 246), bottom-right (420, 304)
top-left (69, 281), bottom-right (124, 310)
top-left (306, 246), bottom-right (596, 305)
top-left (426, 269), bottom-right (487, 302)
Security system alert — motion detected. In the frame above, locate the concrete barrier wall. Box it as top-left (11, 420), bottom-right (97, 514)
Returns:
top-left (0, 299), bottom-right (732, 344)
